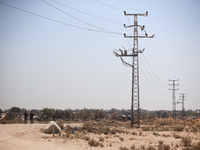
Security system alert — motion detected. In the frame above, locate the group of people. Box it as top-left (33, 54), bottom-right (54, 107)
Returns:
top-left (24, 110), bottom-right (34, 124)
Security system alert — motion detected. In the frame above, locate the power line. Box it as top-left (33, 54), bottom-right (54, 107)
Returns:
top-left (141, 53), bottom-right (167, 83)
top-left (140, 65), bottom-right (168, 94)
top-left (0, 1), bottom-right (122, 35)
top-left (94, 0), bottom-right (124, 12)
top-left (42, 0), bottom-right (112, 33)
top-left (139, 56), bottom-right (167, 89)
top-left (52, 0), bottom-right (123, 24)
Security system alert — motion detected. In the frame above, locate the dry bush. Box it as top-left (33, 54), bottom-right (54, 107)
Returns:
top-left (110, 129), bottom-right (116, 135)
top-left (162, 134), bottom-right (170, 137)
top-left (191, 141), bottom-right (200, 150)
top-left (154, 118), bottom-right (174, 126)
top-left (158, 141), bottom-right (170, 150)
top-left (130, 144), bottom-right (136, 150)
top-left (131, 131), bottom-right (137, 135)
top-left (84, 136), bottom-right (90, 141)
top-left (158, 140), bottom-right (164, 146)
top-left (181, 136), bottom-right (192, 147)
top-left (139, 131), bottom-right (142, 136)
top-left (100, 143), bottom-right (104, 147)
top-left (65, 126), bottom-right (73, 134)
top-left (83, 121), bottom-right (93, 132)
top-left (98, 126), bottom-right (110, 135)
top-left (99, 136), bottom-right (104, 142)
top-left (163, 144), bottom-right (170, 150)
top-left (142, 126), bottom-right (151, 131)
top-left (173, 134), bottom-right (182, 139)
top-left (146, 145), bottom-right (156, 150)
top-left (119, 146), bottom-right (129, 150)
top-left (153, 132), bottom-right (160, 136)
top-left (56, 119), bottom-right (64, 129)
top-left (173, 126), bottom-right (185, 132)
top-left (119, 137), bottom-right (124, 141)
top-left (88, 138), bottom-right (100, 147)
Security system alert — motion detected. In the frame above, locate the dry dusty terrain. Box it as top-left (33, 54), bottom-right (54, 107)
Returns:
top-left (0, 123), bottom-right (199, 150)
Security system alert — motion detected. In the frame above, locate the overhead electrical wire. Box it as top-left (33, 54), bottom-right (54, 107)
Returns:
top-left (141, 53), bottom-right (167, 83)
top-left (94, 0), bottom-right (168, 94)
top-left (41, 0), bottom-right (122, 34)
top-left (94, 0), bottom-right (124, 12)
top-left (51, 0), bottom-right (123, 25)
top-left (0, 1), bottom-right (122, 35)
top-left (139, 56), bottom-right (167, 89)
top-left (139, 65), bottom-right (168, 94)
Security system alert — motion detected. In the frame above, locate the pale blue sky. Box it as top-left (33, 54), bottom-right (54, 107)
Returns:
top-left (0, 0), bottom-right (200, 111)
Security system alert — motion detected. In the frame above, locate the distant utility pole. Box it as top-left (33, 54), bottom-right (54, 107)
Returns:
top-left (113, 11), bottom-right (154, 127)
top-left (177, 93), bottom-right (186, 117)
top-left (169, 79), bottom-right (179, 119)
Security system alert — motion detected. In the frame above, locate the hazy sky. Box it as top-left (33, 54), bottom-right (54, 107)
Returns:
top-left (0, 0), bottom-right (200, 111)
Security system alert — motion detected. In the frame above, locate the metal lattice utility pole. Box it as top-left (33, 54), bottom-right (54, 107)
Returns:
top-left (177, 93), bottom-right (186, 117)
top-left (113, 11), bottom-right (154, 127)
top-left (169, 79), bottom-right (179, 119)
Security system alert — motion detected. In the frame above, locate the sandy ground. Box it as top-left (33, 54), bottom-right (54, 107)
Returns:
top-left (0, 123), bottom-right (199, 150)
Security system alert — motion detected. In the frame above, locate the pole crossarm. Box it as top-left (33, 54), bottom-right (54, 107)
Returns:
top-left (124, 33), bottom-right (154, 38)
top-left (124, 11), bottom-right (148, 17)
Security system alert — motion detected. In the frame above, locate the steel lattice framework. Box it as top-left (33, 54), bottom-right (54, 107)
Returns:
top-left (114, 11), bottom-right (154, 127)
top-left (169, 79), bottom-right (179, 119)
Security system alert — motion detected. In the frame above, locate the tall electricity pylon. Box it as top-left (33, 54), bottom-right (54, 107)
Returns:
top-left (169, 79), bottom-right (179, 119)
top-left (113, 11), bottom-right (154, 127)
top-left (177, 93), bottom-right (186, 117)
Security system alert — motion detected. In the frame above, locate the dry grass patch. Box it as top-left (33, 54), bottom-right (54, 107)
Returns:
top-left (181, 136), bottom-right (192, 147)
top-left (119, 146), bottom-right (129, 150)
top-left (119, 137), bottom-right (124, 141)
top-left (88, 138), bottom-right (100, 147)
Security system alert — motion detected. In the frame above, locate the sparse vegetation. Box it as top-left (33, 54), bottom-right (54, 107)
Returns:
top-left (110, 129), bottom-right (117, 134)
top-left (173, 126), bottom-right (185, 132)
top-left (130, 144), bottom-right (136, 150)
top-left (173, 134), bottom-right (182, 139)
top-left (146, 145), bottom-right (156, 150)
top-left (83, 121), bottom-right (93, 132)
top-left (99, 136), bottom-right (104, 142)
top-left (181, 136), bottom-right (192, 147)
top-left (88, 139), bottom-right (100, 147)
top-left (119, 137), bottom-right (124, 141)
top-left (119, 146), bottom-right (129, 150)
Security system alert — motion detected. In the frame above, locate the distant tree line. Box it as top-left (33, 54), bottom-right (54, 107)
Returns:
top-left (0, 107), bottom-right (199, 121)
top-left (40, 108), bottom-right (106, 121)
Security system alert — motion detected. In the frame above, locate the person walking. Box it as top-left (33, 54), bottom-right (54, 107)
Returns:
top-left (30, 110), bottom-right (34, 124)
top-left (24, 111), bottom-right (28, 124)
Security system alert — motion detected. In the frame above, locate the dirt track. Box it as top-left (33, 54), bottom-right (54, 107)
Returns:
top-left (0, 123), bottom-right (199, 150)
